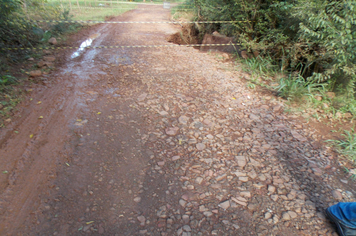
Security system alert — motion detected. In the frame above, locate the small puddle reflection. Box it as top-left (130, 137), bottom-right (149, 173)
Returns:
top-left (71, 33), bottom-right (101, 59)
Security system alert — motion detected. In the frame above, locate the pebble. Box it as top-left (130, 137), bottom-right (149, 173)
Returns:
top-left (231, 197), bottom-right (247, 206)
top-left (183, 225), bottom-right (191, 232)
top-left (166, 127), bottom-right (179, 136)
top-left (203, 211), bottom-right (213, 217)
top-left (137, 93), bottom-right (147, 101)
top-left (179, 199), bottom-right (187, 207)
top-left (235, 156), bottom-right (247, 167)
top-left (134, 197), bottom-right (141, 203)
top-left (43, 56), bottom-right (55, 62)
top-left (219, 200), bottom-right (230, 210)
top-left (29, 70), bottom-right (42, 77)
top-left (137, 216), bottom-right (146, 225)
top-left (288, 211), bottom-right (298, 219)
top-left (196, 143), bottom-right (206, 150)
top-left (271, 195), bottom-right (279, 201)
top-left (291, 130), bottom-right (307, 142)
top-left (265, 212), bottom-right (272, 219)
top-left (172, 155), bottom-right (181, 161)
top-left (268, 185), bottom-right (276, 194)
top-left (332, 190), bottom-right (343, 200)
top-left (48, 37), bottom-right (57, 45)
top-left (179, 116), bottom-right (190, 124)
top-left (159, 111), bottom-right (169, 116)
top-left (240, 191), bottom-right (251, 198)
top-left (195, 177), bottom-right (204, 184)
top-left (273, 215), bottom-right (279, 224)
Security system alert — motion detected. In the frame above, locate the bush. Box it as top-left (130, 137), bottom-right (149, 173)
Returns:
top-left (297, 0), bottom-right (356, 97)
top-left (191, 0), bottom-right (356, 112)
top-left (0, 0), bottom-right (75, 50)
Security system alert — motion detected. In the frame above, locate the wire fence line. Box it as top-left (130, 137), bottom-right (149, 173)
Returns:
top-left (1, 43), bottom-right (239, 51)
top-left (29, 20), bottom-right (245, 24)
top-left (67, 6), bottom-right (194, 10)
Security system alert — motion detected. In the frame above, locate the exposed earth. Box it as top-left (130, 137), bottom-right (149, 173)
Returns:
top-left (0, 4), bottom-right (354, 236)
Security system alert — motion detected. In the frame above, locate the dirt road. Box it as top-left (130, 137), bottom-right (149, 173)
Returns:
top-left (0, 5), bottom-right (353, 236)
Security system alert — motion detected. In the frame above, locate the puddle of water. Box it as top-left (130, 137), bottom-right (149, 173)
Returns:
top-left (71, 33), bottom-right (101, 59)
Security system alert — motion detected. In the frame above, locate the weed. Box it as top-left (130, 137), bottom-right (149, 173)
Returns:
top-left (311, 113), bottom-right (321, 121)
top-left (332, 95), bottom-right (356, 117)
top-left (275, 75), bottom-right (308, 101)
top-left (237, 55), bottom-right (279, 81)
top-left (327, 128), bottom-right (356, 163)
top-left (275, 75), bottom-right (327, 102)
top-left (0, 75), bottom-right (18, 87)
top-left (247, 82), bottom-right (255, 89)
top-left (343, 166), bottom-right (356, 181)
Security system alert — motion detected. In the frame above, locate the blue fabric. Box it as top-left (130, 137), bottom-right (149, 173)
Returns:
top-left (329, 202), bottom-right (356, 228)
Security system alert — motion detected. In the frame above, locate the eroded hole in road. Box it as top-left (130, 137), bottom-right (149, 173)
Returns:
top-left (71, 33), bottom-right (101, 59)
top-left (167, 24), bottom-right (199, 45)
top-left (168, 24), bottom-right (241, 55)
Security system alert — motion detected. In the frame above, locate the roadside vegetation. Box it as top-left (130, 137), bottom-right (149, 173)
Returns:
top-left (177, 0), bottom-right (356, 164)
top-left (0, 0), bottom-right (137, 126)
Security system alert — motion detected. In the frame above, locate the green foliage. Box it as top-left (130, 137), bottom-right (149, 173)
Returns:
top-left (241, 55), bottom-right (279, 79)
top-left (276, 75), bottom-right (327, 101)
top-left (343, 167), bottom-right (356, 181)
top-left (0, 75), bottom-right (18, 86)
top-left (276, 75), bottom-right (310, 101)
top-left (0, 0), bottom-right (35, 48)
top-left (328, 128), bottom-right (356, 162)
top-left (332, 95), bottom-right (356, 116)
top-left (192, 0), bottom-right (356, 109)
top-left (297, 0), bottom-right (356, 97)
top-left (0, 0), bottom-right (76, 50)
top-left (40, 30), bottom-right (52, 42)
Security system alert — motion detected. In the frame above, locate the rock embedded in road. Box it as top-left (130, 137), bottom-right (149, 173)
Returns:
top-left (235, 156), bottom-right (247, 167)
top-left (134, 197), bottom-right (141, 203)
top-left (172, 155), bottom-right (180, 161)
top-left (332, 190), bottom-right (343, 200)
top-left (29, 70), bottom-right (42, 77)
top-left (219, 200), bottom-right (230, 210)
top-left (137, 93), bottom-right (147, 101)
top-left (166, 127), bottom-right (179, 136)
top-left (196, 143), bottom-right (206, 150)
top-left (178, 115), bottom-right (190, 124)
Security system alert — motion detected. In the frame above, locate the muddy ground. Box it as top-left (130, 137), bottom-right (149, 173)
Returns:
top-left (0, 5), bottom-right (354, 236)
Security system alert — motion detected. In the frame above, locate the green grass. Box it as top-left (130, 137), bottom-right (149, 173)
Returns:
top-left (236, 55), bottom-right (282, 90)
top-left (170, 0), bottom-right (195, 19)
top-left (327, 128), bottom-right (356, 163)
top-left (42, 1), bottom-right (137, 21)
top-left (72, 7), bottom-right (134, 21)
top-left (275, 75), bottom-right (312, 101)
top-left (342, 167), bottom-right (356, 181)
top-left (240, 55), bottom-right (279, 79)
top-left (0, 75), bottom-right (23, 127)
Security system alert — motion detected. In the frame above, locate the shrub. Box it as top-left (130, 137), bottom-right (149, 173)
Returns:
top-left (192, 0), bottom-right (356, 102)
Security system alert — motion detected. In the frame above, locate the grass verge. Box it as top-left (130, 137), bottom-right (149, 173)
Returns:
top-left (327, 129), bottom-right (356, 163)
